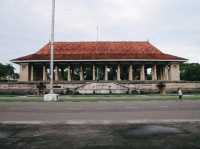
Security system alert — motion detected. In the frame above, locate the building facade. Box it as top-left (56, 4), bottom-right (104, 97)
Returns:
top-left (12, 41), bottom-right (186, 82)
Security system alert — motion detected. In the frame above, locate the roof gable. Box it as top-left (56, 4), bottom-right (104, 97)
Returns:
top-left (37, 41), bottom-right (162, 55)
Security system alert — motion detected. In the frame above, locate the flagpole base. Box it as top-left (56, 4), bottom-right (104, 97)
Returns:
top-left (44, 93), bottom-right (59, 102)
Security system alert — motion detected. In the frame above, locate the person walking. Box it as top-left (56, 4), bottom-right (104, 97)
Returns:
top-left (178, 88), bottom-right (183, 101)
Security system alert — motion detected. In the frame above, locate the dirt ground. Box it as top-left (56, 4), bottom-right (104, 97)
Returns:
top-left (0, 122), bottom-right (200, 149)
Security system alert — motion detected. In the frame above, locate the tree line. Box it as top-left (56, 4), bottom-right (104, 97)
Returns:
top-left (180, 63), bottom-right (200, 81)
top-left (0, 63), bottom-right (19, 81)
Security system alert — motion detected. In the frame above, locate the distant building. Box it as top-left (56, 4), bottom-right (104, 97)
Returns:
top-left (12, 41), bottom-right (187, 82)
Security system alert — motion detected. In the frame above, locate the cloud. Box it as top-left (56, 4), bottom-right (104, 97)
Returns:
top-left (53, 0), bottom-right (161, 40)
top-left (0, 0), bottom-right (200, 72)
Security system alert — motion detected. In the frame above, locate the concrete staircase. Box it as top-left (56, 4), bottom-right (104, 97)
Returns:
top-left (76, 82), bottom-right (129, 94)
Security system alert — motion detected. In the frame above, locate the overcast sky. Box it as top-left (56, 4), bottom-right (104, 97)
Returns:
top-left (0, 0), bottom-right (200, 71)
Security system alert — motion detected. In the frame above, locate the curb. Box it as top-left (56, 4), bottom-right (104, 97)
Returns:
top-left (1, 119), bottom-right (200, 125)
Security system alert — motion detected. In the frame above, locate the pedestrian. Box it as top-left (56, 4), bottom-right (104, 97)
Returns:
top-left (178, 88), bottom-right (183, 101)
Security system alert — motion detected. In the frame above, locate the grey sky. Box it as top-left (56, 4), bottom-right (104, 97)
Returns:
top-left (0, 0), bottom-right (200, 71)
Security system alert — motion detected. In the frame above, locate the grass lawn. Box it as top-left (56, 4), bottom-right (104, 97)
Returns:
top-left (0, 94), bottom-right (200, 102)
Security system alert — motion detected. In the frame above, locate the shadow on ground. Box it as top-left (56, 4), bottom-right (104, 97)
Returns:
top-left (0, 123), bottom-right (200, 149)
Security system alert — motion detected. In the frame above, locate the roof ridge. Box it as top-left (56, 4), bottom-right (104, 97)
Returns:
top-left (52, 41), bottom-right (149, 43)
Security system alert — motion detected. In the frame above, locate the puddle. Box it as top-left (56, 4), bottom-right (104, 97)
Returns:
top-left (0, 131), bottom-right (11, 139)
top-left (127, 125), bottom-right (182, 137)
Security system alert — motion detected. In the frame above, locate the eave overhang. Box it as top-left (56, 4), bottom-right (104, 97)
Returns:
top-left (11, 58), bottom-right (187, 64)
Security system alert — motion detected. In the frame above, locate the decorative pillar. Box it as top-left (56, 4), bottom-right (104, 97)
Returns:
top-left (128, 64), bottom-right (133, 81)
top-left (168, 64), bottom-right (180, 81)
top-left (68, 65), bottom-right (71, 81)
top-left (161, 67), bottom-right (165, 80)
top-left (80, 65), bottom-right (84, 81)
top-left (71, 65), bottom-right (74, 81)
top-left (117, 64), bottom-right (121, 81)
top-left (19, 63), bottom-right (29, 81)
top-left (105, 65), bottom-right (108, 81)
top-left (164, 65), bottom-right (169, 80)
top-left (140, 65), bottom-right (145, 81)
top-left (93, 64), bottom-right (96, 81)
top-left (55, 65), bottom-right (59, 81)
top-left (43, 65), bottom-right (47, 81)
top-left (152, 64), bottom-right (157, 80)
top-left (168, 64), bottom-right (172, 81)
top-left (30, 65), bottom-right (34, 81)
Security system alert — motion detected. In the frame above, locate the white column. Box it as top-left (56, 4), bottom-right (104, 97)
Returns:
top-left (55, 65), bottom-right (59, 81)
top-left (128, 64), bottom-right (133, 81)
top-left (19, 63), bottom-right (29, 81)
top-left (168, 64), bottom-right (172, 81)
top-left (80, 65), bottom-right (84, 81)
top-left (160, 67), bottom-right (165, 80)
top-left (105, 65), bottom-right (108, 81)
top-left (117, 64), bottom-right (121, 81)
top-left (30, 65), bottom-right (34, 81)
top-left (152, 64), bottom-right (157, 80)
top-left (43, 65), bottom-right (47, 81)
top-left (93, 64), bottom-right (96, 81)
top-left (140, 65), bottom-right (145, 81)
top-left (169, 64), bottom-right (180, 81)
top-left (68, 65), bottom-right (71, 81)
top-left (19, 64), bottom-right (23, 81)
top-left (164, 65), bottom-right (169, 80)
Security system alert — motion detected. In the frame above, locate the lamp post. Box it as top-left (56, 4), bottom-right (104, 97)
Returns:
top-left (44, 0), bottom-right (59, 101)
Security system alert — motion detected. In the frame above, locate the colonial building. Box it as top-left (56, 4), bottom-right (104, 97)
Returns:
top-left (12, 41), bottom-right (187, 82)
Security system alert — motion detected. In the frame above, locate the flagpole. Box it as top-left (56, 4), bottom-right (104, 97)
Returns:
top-left (44, 0), bottom-right (58, 101)
top-left (50, 0), bottom-right (55, 94)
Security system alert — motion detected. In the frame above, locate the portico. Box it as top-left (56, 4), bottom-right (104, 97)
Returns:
top-left (21, 62), bottom-right (180, 82)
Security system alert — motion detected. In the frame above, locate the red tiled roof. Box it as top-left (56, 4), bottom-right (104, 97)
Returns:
top-left (12, 41), bottom-right (187, 62)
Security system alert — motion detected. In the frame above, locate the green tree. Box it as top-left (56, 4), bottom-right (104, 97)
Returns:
top-left (180, 63), bottom-right (200, 81)
top-left (0, 63), bottom-right (17, 80)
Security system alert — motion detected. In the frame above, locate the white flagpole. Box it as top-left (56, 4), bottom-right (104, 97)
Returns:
top-left (44, 0), bottom-right (58, 101)
top-left (50, 0), bottom-right (55, 94)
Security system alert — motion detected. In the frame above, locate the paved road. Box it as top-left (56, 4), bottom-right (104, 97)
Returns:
top-left (0, 100), bottom-right (200, 124)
